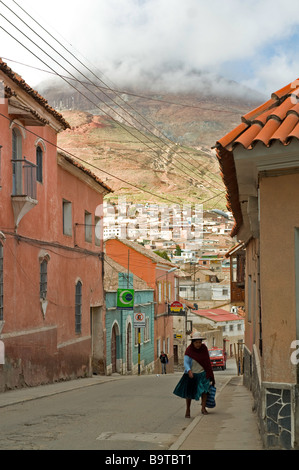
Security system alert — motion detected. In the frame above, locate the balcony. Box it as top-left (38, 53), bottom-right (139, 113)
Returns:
top-left (11, 158), bottom-right (38, 230)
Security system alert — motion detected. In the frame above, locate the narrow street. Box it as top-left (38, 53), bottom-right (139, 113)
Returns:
top-left (0, 360), bottom-right (237, 450)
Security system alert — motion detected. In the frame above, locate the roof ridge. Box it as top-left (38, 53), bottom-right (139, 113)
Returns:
top-left (0, 58), bottom-right (70, 129)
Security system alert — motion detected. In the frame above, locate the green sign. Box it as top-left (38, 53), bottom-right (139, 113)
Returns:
top-left (117, 289), bottom-right (134, 309)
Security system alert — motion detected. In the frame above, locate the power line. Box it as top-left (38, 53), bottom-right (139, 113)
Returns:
top-left (0, 4), bottom-right (226, 206)
top-left (2, 0), bottom-right (224, 192)
top-left (0, 108), bottom-right (225, 208)
top-left (1, 56), bottom-right (241, 114)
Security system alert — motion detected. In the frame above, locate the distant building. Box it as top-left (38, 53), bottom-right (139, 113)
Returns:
top-left (189, 308), bottom-right (244, 355)
top-left (105, 238), bottom-right (176, 372)
top-left (104, 256), bottom-right (155, 375)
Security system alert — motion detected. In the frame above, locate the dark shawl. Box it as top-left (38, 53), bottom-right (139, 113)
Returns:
top-left (185, 342), bottom-right (215, 385)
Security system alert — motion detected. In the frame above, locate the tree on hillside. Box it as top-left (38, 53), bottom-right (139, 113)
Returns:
top-left (174, 244), bottom-right (182, 256)
top-left (154, 250), bottom-right (171, 262)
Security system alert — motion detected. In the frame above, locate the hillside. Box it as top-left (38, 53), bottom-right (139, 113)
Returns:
top-left (44, 81), bottom-right (263, 208)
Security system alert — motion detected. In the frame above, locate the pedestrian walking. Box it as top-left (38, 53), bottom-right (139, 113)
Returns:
top-left (173, 332), bottom-right (215, 417)
top-left (159, 351), bottom-right (168, 374)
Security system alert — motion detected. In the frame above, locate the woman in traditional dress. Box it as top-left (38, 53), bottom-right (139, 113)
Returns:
top-left (173, 332), bottom-right (215, 417)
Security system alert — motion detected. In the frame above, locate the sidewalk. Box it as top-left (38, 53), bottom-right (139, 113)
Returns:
top-left (171, 375), bottom-right (264, 451)
top-left (0, 375), bottom-right (122, 408)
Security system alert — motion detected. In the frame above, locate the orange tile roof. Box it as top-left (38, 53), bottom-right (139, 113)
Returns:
top-left (215, 78), bottom-right (299, 236)
top-left (0, 58), bottom-right (70, 130)
top-left (216, 78), bottom-right (299, 151)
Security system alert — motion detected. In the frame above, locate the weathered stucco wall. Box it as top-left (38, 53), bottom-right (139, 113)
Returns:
top-left (259, 172), bottom-right (298, 385)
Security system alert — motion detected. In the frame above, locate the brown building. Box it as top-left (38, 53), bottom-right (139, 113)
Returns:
top-left (215, 79), bottom-right (299, 449)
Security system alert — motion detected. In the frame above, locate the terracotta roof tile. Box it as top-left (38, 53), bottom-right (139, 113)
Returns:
top-left (251, 118), bottom-right (281, 147)
top-left (215, 78), bottom-right (299, 236)
top-left (286, 121), bottom-right (299, 142)
top-left (0, 58), bottom-right (70, 129)
top-left (271, 82), bottom-right (298, 100)
top-left (216, 122), bottom-right (248, 149)
top-left (242, 98), bottom-right (277, 123)
top-left (216, 79), bottom-right (299, 151)
top-left (233, 123), bottom-right (262, 148)
top-left (251, 107), bottom-right (274, 126)
top-left (270, 113), bottom-right (299, 144)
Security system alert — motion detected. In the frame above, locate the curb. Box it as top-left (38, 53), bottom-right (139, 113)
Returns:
top-left (169, 376), bottom-right (234, 450)
top-left (0, 375), bottom-right (123, 408)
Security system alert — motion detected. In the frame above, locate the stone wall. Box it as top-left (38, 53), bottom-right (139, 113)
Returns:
top-left (244, 344), bottom-right (296, 449)
top-left (264, 385), bottom-right (293, 449)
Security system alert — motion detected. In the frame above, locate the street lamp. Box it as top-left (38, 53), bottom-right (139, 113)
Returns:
top-left (156, 266), bottom-right (178, 280)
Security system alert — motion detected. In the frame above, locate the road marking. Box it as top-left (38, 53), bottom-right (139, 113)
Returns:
top-left (96, 432), bottom-right (177, 445)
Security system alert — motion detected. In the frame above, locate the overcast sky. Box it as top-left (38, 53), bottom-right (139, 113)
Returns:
top-left (1, 0), bottom-right (299, 98)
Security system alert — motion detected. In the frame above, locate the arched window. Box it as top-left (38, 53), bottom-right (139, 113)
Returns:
top-left (36, 146), bottom-right (43, 183)
top-left (12, 128), bottom-right (22, 159)
top-left (12, 128), bottom-right (22, 195)
top-left (40, 258), bottom-right (47, 300)
top-left (75, 281), bottom-right (82, 334)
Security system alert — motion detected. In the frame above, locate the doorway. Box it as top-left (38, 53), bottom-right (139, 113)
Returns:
top-left (90, 306), bottom-right (104, 375)
top-left (111, 324), bottom-right (117, 373)
top-left (126, 323), bottom-right (132, 372)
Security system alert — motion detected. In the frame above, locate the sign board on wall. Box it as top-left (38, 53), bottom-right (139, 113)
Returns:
top-left (133, 312), bottom-right (145, 328)
top-left (168, 301), bottom-right (185, 316)
top-left (117, 289), bottom-right (134, 309)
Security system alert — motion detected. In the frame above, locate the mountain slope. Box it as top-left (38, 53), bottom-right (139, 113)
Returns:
top-left (45, 81), bottom-right (263, 208)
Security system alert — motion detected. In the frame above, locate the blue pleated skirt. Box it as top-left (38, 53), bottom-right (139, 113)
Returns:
top-left (173, 371), bottom-right (210, 401)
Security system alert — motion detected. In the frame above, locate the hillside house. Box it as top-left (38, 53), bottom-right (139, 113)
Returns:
top-left (190, 308), bottom-right (244, 355)
top-left (105, 238), bottom-right (176, 372)
top-left (0, 59), bottom-right (112, 390)
top-left (215, 78), bottom-right (299, 449)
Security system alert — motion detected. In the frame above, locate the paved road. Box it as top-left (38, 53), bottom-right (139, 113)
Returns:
top-left (0, 360), bottom-right (237, 450)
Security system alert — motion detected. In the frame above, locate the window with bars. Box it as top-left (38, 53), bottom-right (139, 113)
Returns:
top-left (75, 281), bottom-right (82, 334)
top-left (0, 244), bottom-right (3, 321)
top-left (144, 316), bottom-right (150, 342)
top-left (63, 200), bottom-right (72, 236)
top-left (40, 259), bottom-right (47, 300)
top-left (84, 211), bottom-right (92, 243)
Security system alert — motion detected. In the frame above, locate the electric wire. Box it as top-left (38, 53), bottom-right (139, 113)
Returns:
top-left (1, 56), bottom-right (242, 114)
top-left (0, 107), bottom-right (226, 207)
top-left (10, 0), bottom-right (224, 186)
top-left (0, 4), bottom-right (227, 207)
top-left (0, 6), bottom-right (215, 194)
top-left (2, 0), bottom-right (224, 193)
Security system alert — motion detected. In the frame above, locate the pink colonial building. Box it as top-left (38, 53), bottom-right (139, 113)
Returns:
top-left (0, 59), bottom-right (112, 391)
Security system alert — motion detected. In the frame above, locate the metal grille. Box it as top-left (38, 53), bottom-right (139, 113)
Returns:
top-left (36, 146), bottom-right (43, 183)
top-left (40, 259), bottom-right (47, 300)
top-left (12, 157), bottom-right (37, 199)
top-left (75, 281), bottom-right (82, 334)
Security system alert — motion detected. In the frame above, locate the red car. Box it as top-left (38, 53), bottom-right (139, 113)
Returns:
top-left (209, 347), bottom-right (226, 370)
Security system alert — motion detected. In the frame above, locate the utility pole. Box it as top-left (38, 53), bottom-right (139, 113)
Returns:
top-left (193, 263), bottom-right (196, 301)
top-left (127, 249), bottom-right (130, 287)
